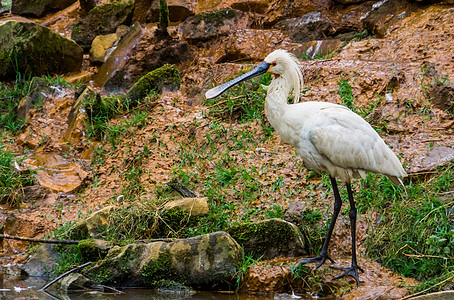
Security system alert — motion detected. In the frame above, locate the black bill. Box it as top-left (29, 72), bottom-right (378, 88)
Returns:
top-left (205, 61), bottom-right (271, 99)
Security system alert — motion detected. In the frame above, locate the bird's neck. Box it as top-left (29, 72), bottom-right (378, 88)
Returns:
top-left (265, 77), bottom-right (291, 126)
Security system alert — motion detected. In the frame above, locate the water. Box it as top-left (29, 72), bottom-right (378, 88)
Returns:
top-left (0, 274), bottom-right (284, 300)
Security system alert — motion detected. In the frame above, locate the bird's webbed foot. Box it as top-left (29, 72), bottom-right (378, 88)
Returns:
top-left (297, 252), bottom-right (335, 270)
top-left (330, 264), bottom-right (364, 286)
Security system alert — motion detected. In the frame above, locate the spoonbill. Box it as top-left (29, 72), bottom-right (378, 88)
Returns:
top-left (205, 49), bottom-right (407, 285)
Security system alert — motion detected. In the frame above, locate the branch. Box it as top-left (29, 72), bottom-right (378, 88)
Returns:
top-left (40, 262), bottom-right (91, 292)
top-left (0, 234), bottom-right (79, 245)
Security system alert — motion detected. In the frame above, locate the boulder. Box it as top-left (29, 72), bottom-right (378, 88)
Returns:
top-left (71, 0), bottom-right (134, 50)
top-left (126, 64), bottom-right (181, 101)
top-left (179, 9), bottom-right (252, 42)
top-left (274, 12), bottom-right (335, 43)
top-left (22, 244), bottom-right (59, 277)
top-left (78, 239), bottom-right (113, 261)
top-left (94, 24), bottom-right (194, 93)
top-left (89, 33), bottom-right (119, 64)
top-left (133, 0), bottom-right (197, 23)
top-left (84, 231), bottom-right (242, 290)
top-left (163, 197), bottom-right (209, 217)
top-left (0, 21), bottom-right (83, 80)
top-left (227, 218), bottom-right (307, 260)
top-left (262, 0), bottom-right (332, 27)
top-left (11, 0), bottom-right (77, 17)
top-left (16, 77), bottom-right (54, 120)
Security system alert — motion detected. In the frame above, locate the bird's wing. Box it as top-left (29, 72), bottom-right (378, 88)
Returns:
top-left (307, 107), bottom-right (405, 179)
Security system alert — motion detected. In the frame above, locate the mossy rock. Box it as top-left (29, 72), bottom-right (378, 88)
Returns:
top-left (84, 232), bottom-right (241, 290)
top-left (227, 218), bottom-right (308, 260)
top-left (0, 21), bottom-right (83, 80)
top-left (127, 64), bottom-right (181, 102)
top-left (11, 0), bottom-right (77, 17)
top-left (71, 0), bottom-right (134, 50)
top-left (78, 239), bottom-right (113, 262)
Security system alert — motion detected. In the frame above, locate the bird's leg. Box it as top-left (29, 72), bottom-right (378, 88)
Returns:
top-left (330, 183), bottom-right (364, 286)
top-left (298, 176), bottom-right (341, 269)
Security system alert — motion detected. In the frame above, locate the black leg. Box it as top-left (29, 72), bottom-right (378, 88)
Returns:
top-left (298, 176), bottom-right (341, 269)
top-left (330, 183), bottom-right (364, 285)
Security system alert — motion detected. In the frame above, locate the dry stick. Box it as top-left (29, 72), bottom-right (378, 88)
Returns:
top-left (40, 262), bottom-right (91, 292)
top-left (400, 273), bottom-right (454, 300)
top-left (0, 234), bottom-right (79, 245)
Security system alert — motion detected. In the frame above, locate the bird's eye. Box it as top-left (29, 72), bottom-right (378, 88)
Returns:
top-left (271, 62), bottom-right (277, 66)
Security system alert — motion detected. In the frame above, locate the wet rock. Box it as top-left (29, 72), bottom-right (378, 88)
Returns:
top-left (297, 39), bottom-right (343, 59)
top-left (135, 0), bottom-right (197, 23)
top-left (179, 9), bottom-right (252, 42)
top-left (71, 0), bottom-right (134, 50)
top-left (78, 239), bottom-right (113, 261)
top-left (11, 0), bottom-right (77, 17)
top-left (274, 11), bottom-right (334, 43)
top-left (21, 152), bottom-right (89, 193)
top-left (408, 145), bottom-right (454, 174)
top-left (262, 0), bottom-right (332, 27)
top-left (227, 218), bottom-right (307, 260)
top-left (79, 0), bottom-right (117, 13)
top-left (16, 77), bottom-right (54, 120)
top-left (163, 197), bottom-right (209, 216)
top-left (127, 64), bottom-right (181, 101)
top-left (53, 273), bottom-right (104, 294)
top-left (97, 25), bottom-right (194, 93)
top-left (22, 244), bottom-right (59, 277)
top-left (21, 185), bottom-right (53, 203)
top-left (362, 0), bottom-right (422, 38)
top-left (84, 231), bottom-right (242, 290)
top-left (0, 21), bottom-right (83, 80)
top-left (230, 0), bottom-right (270, 14)
top-left (89, 33), bottom-right (119, 64)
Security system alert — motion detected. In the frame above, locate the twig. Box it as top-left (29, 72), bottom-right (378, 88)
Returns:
top-left (400, 273), bottom-right (454, 300)
top-left (415, 200), bottom-right (454, 225)
top-left (40, 262), bottom-right (91, 292)
top-left (0, 234), bottom-right (79, 245)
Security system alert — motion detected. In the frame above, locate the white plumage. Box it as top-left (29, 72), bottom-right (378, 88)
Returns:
top-left (205, 49), bottom-right (407, 285)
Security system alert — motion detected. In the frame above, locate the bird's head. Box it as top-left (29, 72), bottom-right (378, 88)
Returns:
top-left (205, 49), bottom-right (303, 103)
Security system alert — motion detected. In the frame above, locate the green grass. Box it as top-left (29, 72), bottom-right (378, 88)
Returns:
top-left (0, 78), bottom-right (30, 134)
top-left (356, 164), bottom-right (454, 292)
top-left (0, 145), bottom-right (35, 207)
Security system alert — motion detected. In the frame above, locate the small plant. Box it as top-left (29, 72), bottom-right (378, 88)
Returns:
top-left (0, 145), bottom-right (35, 207)
top-left (234, 250), bottom-right (263, 290)
top-left (337, 78), bottom-right (356, 112)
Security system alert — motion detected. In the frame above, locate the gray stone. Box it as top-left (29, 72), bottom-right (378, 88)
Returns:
top-left (22, 244), bottom-right (59, 278)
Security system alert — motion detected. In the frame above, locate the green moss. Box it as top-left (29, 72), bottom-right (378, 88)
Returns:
top-left (227, 219), bottom-right (296, 260)
top-left (127, 64), bottom-right (181, 101)
top-left (141, 249), bottom-right (173, 284)
top-left (77, 239), bottom-right (110, 262)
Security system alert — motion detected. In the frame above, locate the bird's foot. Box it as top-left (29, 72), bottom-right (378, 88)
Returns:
top-left (330, 264), bottom-right (364, 286)
top-left (297, 253), bottom-right (335, 270)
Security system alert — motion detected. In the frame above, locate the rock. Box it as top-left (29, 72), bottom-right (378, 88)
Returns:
top-left (408, 146), bottom-right (454, 174)
top-left (262, 0), bottom-right (332, 26)
top-left (89, 33), bottom-right (119, 64)
top-left (84, 231), bottom-right (242, 290)
top-left (227, 218), bottom-right (307, 260)
top-left (53, 273), bottom-right (104, 294)
top-left (0, 21), bottom-right (83, 80)
top-left (179, 9), bottom-right (252, 42)
top-left (410, 291), bottom-right (454, 300)
top-left (230, 0), bottom-right (270, 14)
top-left (274, 11), bottom-right (334, 43)
top-left (163, 197), bottom-right (209, 216)
top-left (134, 0), bottom-right (197, 23)
top-left (16, 77), bottom-right (54, 120)
top-left (11, 0), bottom-right (77, 17)
top-left (296, 39), bottom-right (343, 59)
top-left (71, 0), bottom-right (134, 50)
top-left (71, 206), bottom-right (116, 239)
top-left (126, 64), bottom-right (181, 101)
top-left (21, 153), bottom-right (89, 193)
top-left (95, 24), bottom-right (194, 93)
top-left (78, 239), bottom-right (113, 261)
top-left (22, 244), bottom-right (59, 277)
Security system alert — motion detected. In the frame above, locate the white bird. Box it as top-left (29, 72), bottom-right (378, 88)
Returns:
top-left (205, 49), bottom-right (407, 285)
